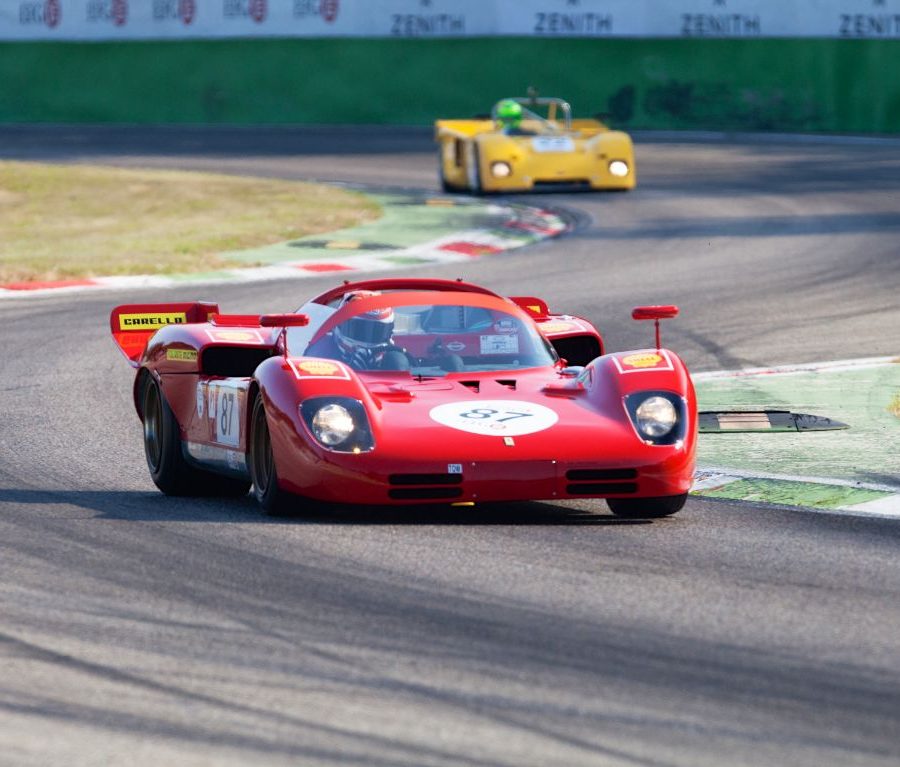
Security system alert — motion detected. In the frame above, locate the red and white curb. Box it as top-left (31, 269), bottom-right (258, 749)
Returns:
top-left (0, 202), bottom-right (568, 299)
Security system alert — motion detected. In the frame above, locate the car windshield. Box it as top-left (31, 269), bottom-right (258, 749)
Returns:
top-left (292, 299), bottom-right (556, 375)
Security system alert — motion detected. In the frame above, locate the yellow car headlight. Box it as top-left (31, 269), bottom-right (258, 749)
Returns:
top-left (609, 160), bottom-right (630, 178)
top-left (491, 161), bottom-right (512, 178)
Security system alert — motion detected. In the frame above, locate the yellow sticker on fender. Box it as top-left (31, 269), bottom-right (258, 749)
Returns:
top-left (119, 312), bottom-right (186, 330)
top-left (167, 349), bottom-right (198, 362)
top-left (539, 321), bottom-right (575, 334)
top-left (297, 360), bottom-right (339, 376)
top-left (621, 353), bottom-right (663, 369)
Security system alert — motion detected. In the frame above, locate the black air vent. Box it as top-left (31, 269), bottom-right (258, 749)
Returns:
top-left (495, 379), bottom-right (517, 390)
top-left (566, 468), bottom-right (637, 481)
top-left (201, 347), bottom-right (272, 377)
top-left (460, 381), bottom-right (480, 393)
top-left (566, 482), bottom-right (638, 496)
top-left (389, 473), bottom-right (463, 486)
top-left (388, 487), bottom-right (463, 500)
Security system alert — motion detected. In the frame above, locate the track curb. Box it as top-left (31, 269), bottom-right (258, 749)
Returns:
top-left (0, 192), bottom-right (568, 299)
top-left (692, 357), bottom-right (900, 518)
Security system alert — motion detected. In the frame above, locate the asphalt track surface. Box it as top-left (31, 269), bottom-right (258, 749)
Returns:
top-left (1, 127), bottom-right (899, 767)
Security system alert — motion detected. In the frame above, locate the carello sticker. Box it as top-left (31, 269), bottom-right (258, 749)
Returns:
top-left (119, 312), bottom-right (186, 330)
top-left (614, 351), bottom-right (674, 373)
top-left (166, 348), bottom-right (198, 362)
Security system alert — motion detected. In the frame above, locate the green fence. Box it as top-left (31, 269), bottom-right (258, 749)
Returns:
top-left (2, 37), bottom-right (898, 132)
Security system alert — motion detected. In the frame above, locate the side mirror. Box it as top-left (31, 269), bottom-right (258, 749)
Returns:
top-left (632, 305), bottom-right (679, 349)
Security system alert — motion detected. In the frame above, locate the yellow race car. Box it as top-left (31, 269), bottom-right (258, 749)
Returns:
top-left (435, 96), bottom-right (636, 194)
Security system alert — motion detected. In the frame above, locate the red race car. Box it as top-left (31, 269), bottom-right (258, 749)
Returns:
top-left (110, 278), bottom-right (696, 518)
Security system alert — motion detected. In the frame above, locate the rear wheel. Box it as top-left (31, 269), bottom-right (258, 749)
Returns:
top-left (249, 396), bottom-right (294, 516)
top-left (466, 143), bottom-right (483, 194)
top-left (437, 152), bottom-right (454, 193)
top-left (142, 377), bottom-right (248, 497)
top-left (606, 494), bottom-right (687, 519)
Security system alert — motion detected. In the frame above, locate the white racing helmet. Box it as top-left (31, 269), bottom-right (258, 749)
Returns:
top-left (333, 291), bottom-right (395, 363)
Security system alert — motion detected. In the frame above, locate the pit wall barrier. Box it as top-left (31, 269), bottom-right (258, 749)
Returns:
top-left (1, 37), bottom-right (898, 132)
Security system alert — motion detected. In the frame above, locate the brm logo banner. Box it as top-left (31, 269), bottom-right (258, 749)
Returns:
top-left (153, 0), bottom-right (196, 25)
top-left (86, 0), bottom-right (127, 26)
top-left (223, 0), bottom-right (266, 23)
top-left (293, 0), bottom-right (338, 23)
top-left (18, 0), bottom-right (61, 27)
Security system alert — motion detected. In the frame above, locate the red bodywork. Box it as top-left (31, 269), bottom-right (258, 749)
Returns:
top-left (111, 278), bottom-right (696, 506)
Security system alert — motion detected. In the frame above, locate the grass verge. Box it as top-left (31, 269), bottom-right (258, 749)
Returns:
top-left (0, 161), bottom-right (380, 282)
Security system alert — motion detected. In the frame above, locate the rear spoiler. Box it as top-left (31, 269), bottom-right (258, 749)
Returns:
top-left (510, 296), bottom-right (550, 319)
top-left (110, 301), bottom-right (218, 367)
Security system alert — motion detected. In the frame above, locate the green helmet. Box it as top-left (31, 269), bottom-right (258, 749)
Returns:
top-left (496, 99), bottom-right (523, 126)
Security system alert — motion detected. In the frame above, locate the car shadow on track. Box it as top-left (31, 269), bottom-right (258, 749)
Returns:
top-left (0, 488), bottom-right (652, 526)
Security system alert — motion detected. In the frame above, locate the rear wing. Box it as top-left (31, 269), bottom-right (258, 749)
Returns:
top-left (110, 301), bottom-right (218, 367)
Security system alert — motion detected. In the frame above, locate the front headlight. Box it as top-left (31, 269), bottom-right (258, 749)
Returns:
top-left (311, 403), bottom-right (355, 446)
top-left (624, 391), bottom-right (685, 445)
top-left (635, 396), bottom-right (677, 437)
top-left (300, 397), bottom-right (374, 452)
top-left (609, 160), bottom-right (629, 177)
top-left (491, 161), bottom-right (512, 178)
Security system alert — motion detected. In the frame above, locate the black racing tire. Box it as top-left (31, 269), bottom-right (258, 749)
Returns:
top-left (437, 153), bottom-right (455, 193)
top-left (470, 144), bottom-right (484, 195)
top-left (142, 377), bottom-right (249, 498)
top-left (606, 493), bottom-right (688, 519)
top-left (249, 395), bottom-right (295, 516)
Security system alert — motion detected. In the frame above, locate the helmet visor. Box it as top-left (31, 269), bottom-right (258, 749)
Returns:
top-left (339, 315), bottom-right (393, 347)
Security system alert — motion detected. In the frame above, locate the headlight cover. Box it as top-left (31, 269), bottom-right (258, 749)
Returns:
top-left (609, 160), bottom-right (630, 177)
top-left (624, 391), bottom-right (686, 445)
top-left (491, 161), bottom-right (512, 178)
top-left (300, 397), bottom-right (374, 452)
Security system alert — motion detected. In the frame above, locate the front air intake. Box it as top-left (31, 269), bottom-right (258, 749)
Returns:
top-left (565, 469), bottom-right (638, 481)
top-left (566, 482), bottom-right (638, 495)
top-left (388, 487), bottom-right (464, 500)
top-left (389, 473), bottom-right (463, 486)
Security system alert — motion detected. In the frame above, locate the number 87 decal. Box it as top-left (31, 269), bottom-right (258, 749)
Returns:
top-left (460, 408), bottom-right (532, 422)
top-left (429, 400), bottom-right (559, 437)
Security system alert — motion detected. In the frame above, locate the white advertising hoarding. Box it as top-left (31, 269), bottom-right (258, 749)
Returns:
top-left (1, 0), bottom-right (898, 40)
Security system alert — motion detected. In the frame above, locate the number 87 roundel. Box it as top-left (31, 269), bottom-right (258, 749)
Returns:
top-left (109, 278), bottom-right (696, 519)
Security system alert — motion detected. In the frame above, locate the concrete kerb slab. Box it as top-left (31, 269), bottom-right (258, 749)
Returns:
top-left (691, 357), bottom-right (900, 518)
top-left (0, 191), bottom-right (569, 299)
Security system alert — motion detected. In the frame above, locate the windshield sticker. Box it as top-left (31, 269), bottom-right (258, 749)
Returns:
top-left (430, 400), bottom-right (558, 437)
top-left (480, 334), bottom-right (519, 355)
top-left (613, 351), bottom-right (675, 374)
top-left (532, 136), bottom-right (575, 153)
top-left (493, 319), bottom-right (518, 334)
top-left (288, 358), bottom-right (351, 380)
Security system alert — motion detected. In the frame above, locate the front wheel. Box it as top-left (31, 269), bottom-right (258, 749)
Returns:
top-left (249, 396), bottom-right (294, 516)
top-left (606, 494), bottom-right (687, 519)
